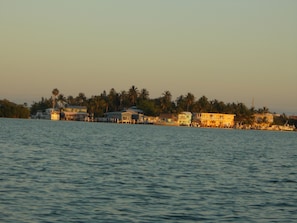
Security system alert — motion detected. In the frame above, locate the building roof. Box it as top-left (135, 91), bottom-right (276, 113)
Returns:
top-left (125, 106), bottom-right (144, 114)
top-left (65, 105), bottom-right (87, 109)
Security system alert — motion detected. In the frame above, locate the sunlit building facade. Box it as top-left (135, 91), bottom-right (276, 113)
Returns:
top-left (193, 113), bottom-right (235, 128)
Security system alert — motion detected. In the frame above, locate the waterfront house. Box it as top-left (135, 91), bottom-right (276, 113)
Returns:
top-left (143, 116), bottom-right (158, 124)
top-left (104, 111), bottom-right (133, 123)
top-left (33, 105), bottom-right (88, 121)
top-left (50, 109), bottom-right (60, 120)
top-left (193, 113), bottom-right (235, 128)
top-left (33, 108), bottom-right (60, 120)
top-left (126, 106), bottom-right (145, 123)
top-left (254, 113), bottom-right (274, 124)
top-left (62, 105), bottom-right (88, 121)
top-left (252, 113), bottom-right (274, 129)
top-left (178, 112), bottom-right (192, 126)
top-left (155, 113), bottom-right (179, 126)
top-left (104, 106), bottom-right (145, 124)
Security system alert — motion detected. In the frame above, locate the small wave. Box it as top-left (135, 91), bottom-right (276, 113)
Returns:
top-left (267, 179), bottom-right (297, 184)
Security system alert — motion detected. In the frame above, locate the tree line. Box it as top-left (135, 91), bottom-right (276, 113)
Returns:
top-left (0, 99), bottom-right (30, 118)
top-left (29, 85), bottom-right (277, 124)
top-left (1, 85), bottom-right (294, 126)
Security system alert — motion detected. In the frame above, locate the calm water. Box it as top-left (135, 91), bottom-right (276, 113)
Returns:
top-left (1, 118), bottom-right (297, 222)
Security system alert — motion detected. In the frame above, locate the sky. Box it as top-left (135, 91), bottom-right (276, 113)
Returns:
top-left (1, 0), bottom-right (296, 114)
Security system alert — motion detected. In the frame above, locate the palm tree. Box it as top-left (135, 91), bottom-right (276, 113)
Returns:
top-left (234, 102), bottom-right (254, 124)
top-left (107, 88), bottom-right (120, 111)
top-left (57, 93), bottom-right (66, 108)
top-left (128, 85), bottom-right (139, 106)
top-left (160, 90), bottom-right (172, 113)
top-left (100, 90), bottom-right (109, 112)
top-left (139, 88), bottom-right (150, 101)
top-left (75, 92), bottom-right (87, 106)
top-left (88, 95), bottom-right (105, 117)
top-left (197, 95), bottom-right (209, 112)
top-left (185, 92), bottom-right (195, 112)
top-left (67, 95), bottom-right (75, 105)
top-left (52, 88), bottom-right (59, 109)
top-left (176, 95), bottom-right (186, 113)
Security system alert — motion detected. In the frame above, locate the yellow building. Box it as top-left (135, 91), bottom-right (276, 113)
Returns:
top-left (193, 113), bottom-right (235, 128)
top-left (253, 113), bottom-right (274, 129)
top-left (178, 112), bottom-right (192, 126)
top-left (253, 113), bottom-right (274, 124)
top-left (50, 110), bottom-right (60, 121)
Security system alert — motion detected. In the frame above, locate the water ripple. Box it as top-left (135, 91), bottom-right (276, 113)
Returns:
top-left (1, 119), bottom-right (297, 222)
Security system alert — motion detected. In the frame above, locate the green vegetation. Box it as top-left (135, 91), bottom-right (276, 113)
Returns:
top-left (0, 99), bottom-right (30, 118)
top-left (273, 113), bottom-right (297, 126)
top-left (28, 86), bottom-right (268, 124)
top-left (30, 97), bottom-right (52, 116)
top-left (1, 86), bottom-right (293, 126)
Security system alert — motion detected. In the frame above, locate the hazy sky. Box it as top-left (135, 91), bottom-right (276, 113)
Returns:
top-left (1, 0), bottom-right (296, 114)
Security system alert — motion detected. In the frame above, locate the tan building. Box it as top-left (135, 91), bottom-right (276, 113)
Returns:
top-left (104, 107), bottom-right (145, 124)
top-left (193, 113), bottom-right (235, 128)
top-left (104, 111), bottom-right (133, 123)
top-left (155, 114), bottom-right (179, 126)
top-left (63, 106), bottom-right (88, 121)
top-left (253, 113), bottom-right (274, 124)
top-left (253, 113), bottom-right (274, 129)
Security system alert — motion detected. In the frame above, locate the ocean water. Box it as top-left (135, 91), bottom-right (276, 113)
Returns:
top-left (1, 118), bottom-right (297, 222)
